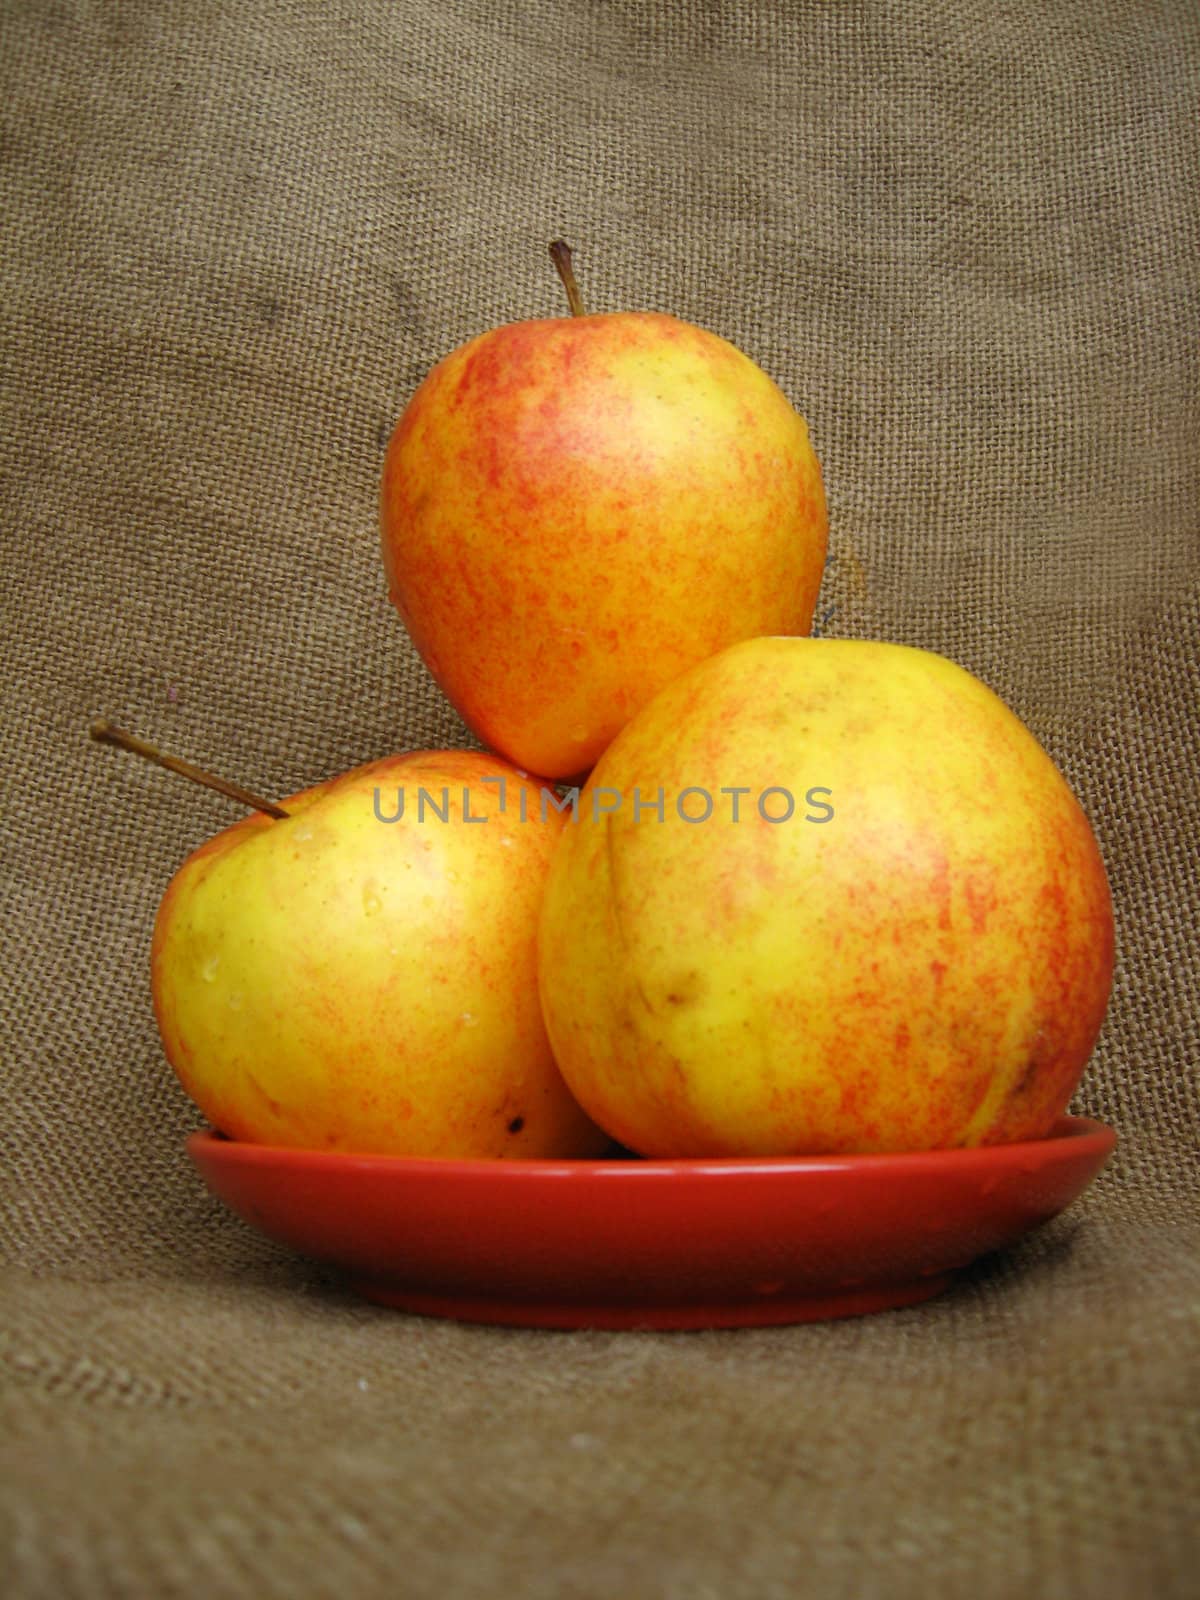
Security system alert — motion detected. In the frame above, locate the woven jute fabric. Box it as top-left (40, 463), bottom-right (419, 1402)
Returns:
top-left (2, 2), bottom-right (1197, 1595)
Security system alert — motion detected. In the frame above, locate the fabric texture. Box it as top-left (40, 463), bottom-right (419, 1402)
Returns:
top-left (2, 1), bottom-right (1197, 1594)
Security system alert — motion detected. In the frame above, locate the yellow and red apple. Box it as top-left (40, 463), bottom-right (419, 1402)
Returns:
top-left (152, 749), bottom-right (606, 1158)
top-left (538, 638), bottom-right (1115, 1156)
top-left (381, 269), bottom-right (827, 779)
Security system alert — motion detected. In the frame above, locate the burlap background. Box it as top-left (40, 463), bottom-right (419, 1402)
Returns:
top-left (2, 2), bottom-right (1197, 1595)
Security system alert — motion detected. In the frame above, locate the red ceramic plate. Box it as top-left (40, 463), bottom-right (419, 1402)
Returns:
top-left (188, 1116), bottom-right (1115, 1330)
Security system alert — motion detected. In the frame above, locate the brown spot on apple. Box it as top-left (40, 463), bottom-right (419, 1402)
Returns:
top-left (663, 970), bottom-right (706, 1009)
top-left (1013, 1059), bottom-right (1040, 1096)
top-left (244, 1072), bottom-right (283, 1119)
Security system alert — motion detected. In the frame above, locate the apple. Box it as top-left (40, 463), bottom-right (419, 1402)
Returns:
top-left (151, 748), bottom-right (607, 1158)
top-left (537, 638), bottom-right (1115, 1157)
top-left (380, 243), bottom-right (828, 780)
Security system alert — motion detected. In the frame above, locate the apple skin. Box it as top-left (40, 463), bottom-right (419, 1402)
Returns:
top-left (151, 750), bottom-right (607, 1158)
top-left (537, 638), bottom-right (1115, 1157)
top-left (381, 312), bottom-right (827, 780)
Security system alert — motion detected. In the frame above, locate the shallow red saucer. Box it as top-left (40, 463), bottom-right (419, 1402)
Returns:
top-left (188, 1116), bottom-right (1115, 1330)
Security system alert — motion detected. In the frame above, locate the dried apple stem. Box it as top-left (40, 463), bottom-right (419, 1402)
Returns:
top-left (549, 240), bottom-right (586, 316)
top-left (89, 718), bottom-right (290, 819)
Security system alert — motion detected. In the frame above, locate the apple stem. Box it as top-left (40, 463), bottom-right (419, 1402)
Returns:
top-left (549, 240), bottom-right (586, 317)
top-left (89, 718), bottom-right (290, 820)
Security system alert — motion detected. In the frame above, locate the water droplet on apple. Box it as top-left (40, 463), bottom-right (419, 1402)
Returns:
top-left (294, 827), bottom-right (314, 844)
top-left (362, 885), bottom-right (382, 917)
top-left (460, 1011), bottom-right (478, 1028)
top-left (202, 956), bottom-right (220, 983)
top-left (499, 834), bottom-right (514, 848)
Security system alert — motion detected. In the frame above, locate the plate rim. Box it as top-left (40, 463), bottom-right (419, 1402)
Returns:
top-left (187, 1113), bottom-right (1116, 1181)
